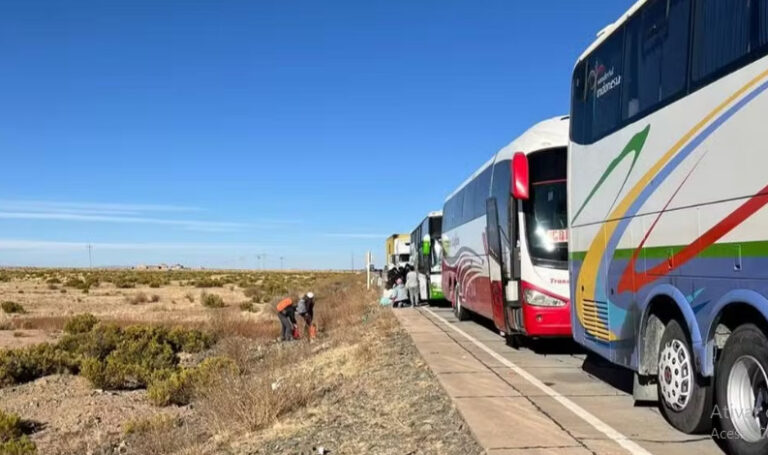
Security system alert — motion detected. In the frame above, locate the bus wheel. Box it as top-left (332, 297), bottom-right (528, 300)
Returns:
top-left (657, 319), bottom-right (713, 434)
top-left (715, 324), bottom-right (768, 454)
top-left (454, 287), bottom-right (468, 321)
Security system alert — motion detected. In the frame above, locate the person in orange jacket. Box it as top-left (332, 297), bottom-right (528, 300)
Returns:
top-left (276, 297), bottom-right (297, 342)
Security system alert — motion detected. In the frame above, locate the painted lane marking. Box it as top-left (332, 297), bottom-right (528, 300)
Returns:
top-left (423, 307), bottom-right (653, 455)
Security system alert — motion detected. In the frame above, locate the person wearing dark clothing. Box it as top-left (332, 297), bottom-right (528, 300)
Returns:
top-left (297, 292), bottom-right (316, 339)
top-left (277, 297), bottom-right (297, 341)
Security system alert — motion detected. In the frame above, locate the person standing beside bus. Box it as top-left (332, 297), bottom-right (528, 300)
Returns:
top-left (405, 265), bottom-right (419, 307)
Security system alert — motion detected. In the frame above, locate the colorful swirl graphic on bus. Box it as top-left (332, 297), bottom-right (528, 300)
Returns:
top-left (574, 67), bottom-right (768, 341)
top-left (443, 246), bottom-right (487, 298)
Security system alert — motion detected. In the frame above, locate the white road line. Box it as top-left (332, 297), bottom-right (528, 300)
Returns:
top-left (423, 307), bottom-right (653, 455)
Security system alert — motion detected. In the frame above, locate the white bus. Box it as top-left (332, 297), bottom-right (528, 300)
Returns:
top-left (410, 211), bottom-right (444, 302)
top-left (569, 1), bottom-right (768, 451)
top-left (442, 116), bottom-right (571, 344)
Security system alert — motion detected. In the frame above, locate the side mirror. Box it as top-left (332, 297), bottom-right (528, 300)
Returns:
top-left (512, 151), bottom-right (529, 200)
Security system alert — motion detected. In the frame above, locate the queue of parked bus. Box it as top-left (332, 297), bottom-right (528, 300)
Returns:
top-left (393, 2), bottom-right (768, 454)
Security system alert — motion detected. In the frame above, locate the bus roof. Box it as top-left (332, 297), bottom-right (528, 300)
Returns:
top-left (444, 116), bottom-right (569, 202)
top-left (577, 0), bottom-right (646, 63)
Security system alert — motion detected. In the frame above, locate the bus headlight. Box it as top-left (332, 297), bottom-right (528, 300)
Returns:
top-left (523, 288), bottom-right (566, 307)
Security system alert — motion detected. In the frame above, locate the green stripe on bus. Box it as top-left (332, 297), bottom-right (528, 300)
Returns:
top-left (570, 239), bottom-right (768, 262)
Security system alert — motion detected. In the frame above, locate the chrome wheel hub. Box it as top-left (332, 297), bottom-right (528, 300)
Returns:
top-left (727, 355), bottom-right (768, 443)
top-left (658, 339), bottom-right (692, 411)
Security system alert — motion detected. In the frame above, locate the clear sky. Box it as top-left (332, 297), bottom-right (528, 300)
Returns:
top-left (0, 0), bottom-right (634, 269)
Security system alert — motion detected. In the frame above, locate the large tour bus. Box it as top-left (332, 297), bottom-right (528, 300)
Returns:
top-left (442, 116), bottom-right (571, 344)
top-left (569, 1), bottom-right (768, 452)
top-left (410, 211), bottom-right (445, 303)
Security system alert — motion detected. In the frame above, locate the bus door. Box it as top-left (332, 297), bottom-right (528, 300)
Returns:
top-left (486, 197), bottom-right (507, 331)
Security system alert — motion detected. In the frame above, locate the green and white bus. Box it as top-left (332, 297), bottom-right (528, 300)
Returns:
top-left (410, 211), bottom-right (444, 303)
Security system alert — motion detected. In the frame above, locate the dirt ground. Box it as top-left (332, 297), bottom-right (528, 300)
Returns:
top-left (242, 327), bottom-right (484, 455)
top-left (0, 270), bottom-right (482, 455)
top-left (0, 277), bottom-right (265, 347)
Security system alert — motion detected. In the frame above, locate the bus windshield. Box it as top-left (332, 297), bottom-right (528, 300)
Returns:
top-left (523, 147), bottom-right (568, 267)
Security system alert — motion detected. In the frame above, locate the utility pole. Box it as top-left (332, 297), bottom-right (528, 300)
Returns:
top-left (366, 251), bottom-right (371, 289)
top-left (255, 254), bottom-right (262, 270)
top-left (87, 244), bottom-right (93, 269)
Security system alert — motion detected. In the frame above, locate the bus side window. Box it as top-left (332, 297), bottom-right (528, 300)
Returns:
top-left (570, 61), bottom-right (587, 143)
top-left (691, 0), bottom-right (752, 84)
top-left (622, 0), bottom-right (690, 121)
top-left (588, 27), bottom-right (624, 141)
top-left (760, 0), bottom-right (768, 48)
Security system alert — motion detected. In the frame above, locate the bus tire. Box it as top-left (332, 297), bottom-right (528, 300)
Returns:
top-left (657, 319), bottom-right (713, 434)
top-left (715, 324), bottom-right (768, 455)
top-left (454, 287), bottom-right (469, 321)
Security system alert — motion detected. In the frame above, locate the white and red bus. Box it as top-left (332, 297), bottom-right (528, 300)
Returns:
top-left (442, 116), bottom-right (571, 344)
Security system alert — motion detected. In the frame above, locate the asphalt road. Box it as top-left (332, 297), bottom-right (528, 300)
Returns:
top-left (400, 305), bottom-right (727, 455)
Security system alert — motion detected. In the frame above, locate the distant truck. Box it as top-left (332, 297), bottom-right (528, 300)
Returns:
top-left (385, 234), bottom-right (411, 270)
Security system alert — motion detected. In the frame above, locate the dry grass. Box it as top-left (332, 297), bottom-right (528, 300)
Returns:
top-left (190, 276), bottom-right (386, 441)
top-left (0, 269), bottom-right (391, 453)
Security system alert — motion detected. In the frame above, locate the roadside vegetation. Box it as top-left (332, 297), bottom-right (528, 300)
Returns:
top-left (0, 269), bottom-right (481, 454)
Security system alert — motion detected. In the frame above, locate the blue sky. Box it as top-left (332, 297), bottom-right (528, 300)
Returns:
top-left (0, 0), bottom-right (633, 269)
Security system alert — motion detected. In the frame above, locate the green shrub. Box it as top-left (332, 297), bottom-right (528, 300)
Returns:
top-left (239, 302), bottom-right (255, 312)
top-left (123, 413), bottom-right (178, 435)
top-left (194, 278), bottom-right (222, 288)
top-left (113, 277), bottom-right (136, 289)
top-left (45, 277), bottom-right (60, 285)
top-left (64, 277), bottom-right (89, 292)
top-left (0, 343), bottom-right (79, 386)
top-left (166, 327), bottom-right (214, 353)
top-left (150, 294), bottom-right (161, 303)
top-left (58, 323), bottom-right (121, 359)
top-left (201, 293), bottom-right (225, 308)
top-left (63, 314), bottom-right (98, 335)
top-left (0, 409), bottom-right (36, 455)
top-left (147, 356), bottom-right (237, 406)
top-left (1, 302), bottom-right (26, 314)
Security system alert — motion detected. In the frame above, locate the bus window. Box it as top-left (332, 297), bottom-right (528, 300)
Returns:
top-left (692, 0), bottom-right (752, 84)
top-left (523, 148), bottom-right (568, 267)
top-left (570, 61), bottom-right (587, 143)
top-left (622, 0), bottom-right (690, 121)
top-left (588, 27), bottom-right (624, 141)
top-left (474, 167), bottom-right (492, 219)
top-left (761, 0), bottom-right (768, 48)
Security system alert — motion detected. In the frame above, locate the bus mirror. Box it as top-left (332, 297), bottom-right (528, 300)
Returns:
top-left (511, 152), bottom-right (529, 200)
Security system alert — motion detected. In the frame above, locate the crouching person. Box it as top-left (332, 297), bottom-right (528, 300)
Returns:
top-left (297, 292), bottom-right (316, 340)
top-left (390, 278), bottom-right (409, 308)
top-left (276, 297), bottom-right (297, 342)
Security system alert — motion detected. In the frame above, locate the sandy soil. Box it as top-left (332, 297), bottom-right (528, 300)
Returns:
top-left (241, 328), bottom-right (484, 455)
top-left (0, 272), bottom-right (482, 455)
top-left (0, 278), bottom-right (267, 348)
